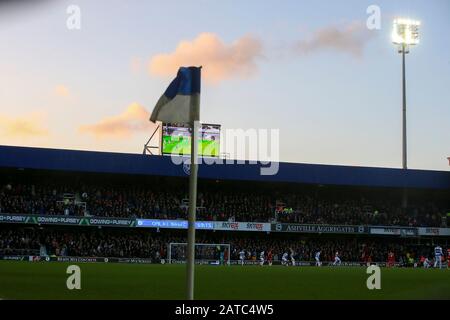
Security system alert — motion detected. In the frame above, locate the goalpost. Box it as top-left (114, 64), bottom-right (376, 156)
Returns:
top-left (168, 243), bottom-right (231, 265)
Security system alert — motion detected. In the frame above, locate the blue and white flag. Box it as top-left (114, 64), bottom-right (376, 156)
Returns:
top-left (150, 66), bottom-right (201, 124)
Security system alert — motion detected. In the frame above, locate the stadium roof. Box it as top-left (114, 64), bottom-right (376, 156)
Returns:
top-left (0, 145), bottom-right (449, 190)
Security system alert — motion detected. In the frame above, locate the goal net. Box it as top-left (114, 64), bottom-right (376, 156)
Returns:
top-left (167, 243), bottom-right (230, 265)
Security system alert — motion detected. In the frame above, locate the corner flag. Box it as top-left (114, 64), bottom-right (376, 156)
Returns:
top-left (150, 66), bottom-right (201, 300)
top-left (150, 66), bottom-right (201, 124)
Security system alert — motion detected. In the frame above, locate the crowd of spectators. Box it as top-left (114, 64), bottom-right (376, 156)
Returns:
top-left (0, 227), bottom-right (443, 265)
top-left (0, 228), bottom-right (165, 260)
top-left (0, 182), bottom-right (447, 227)
top-left (274, 196), bottom-right (445, 227)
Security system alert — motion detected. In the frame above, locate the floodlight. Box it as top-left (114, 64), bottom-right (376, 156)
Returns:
top-left (391, 18), bottom-right (421, 172)
top-left (392, 18), bottom-right (420, 46)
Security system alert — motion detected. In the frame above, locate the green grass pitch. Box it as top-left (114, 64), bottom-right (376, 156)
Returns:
top-left (0, 261), bottom-right (449, 300)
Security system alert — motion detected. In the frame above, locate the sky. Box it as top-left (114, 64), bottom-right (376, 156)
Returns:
top-left (0, 0), bottom-right (449, 171)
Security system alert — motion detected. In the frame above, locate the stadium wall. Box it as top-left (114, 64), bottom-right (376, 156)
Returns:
top-left (0, 145), bottom-right (449, 189)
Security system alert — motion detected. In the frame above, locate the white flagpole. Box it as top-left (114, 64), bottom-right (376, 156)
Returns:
top-left (186, 99), bottom-right (199, 300)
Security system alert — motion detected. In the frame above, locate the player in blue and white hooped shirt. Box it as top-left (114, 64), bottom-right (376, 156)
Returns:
top-left (259, 251), bottom-right (265, 266)
top-left (423, 257), bottom-right (431, 268)
top-left (434, 245), bottom-right (443, 269)
top-left (239, 250), bottom-right (245, 266)
top-left (315, 250), bottom-right (321, 266)
top-left (333, 251), bottom-right (341, 266)
top-left (282, 252), bottom-right (289, 266)
top-left (290, 248), bottom-right (296, 266)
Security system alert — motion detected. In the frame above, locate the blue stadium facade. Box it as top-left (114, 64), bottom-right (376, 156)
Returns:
top-left (0, 145), bottom-right (449, 190)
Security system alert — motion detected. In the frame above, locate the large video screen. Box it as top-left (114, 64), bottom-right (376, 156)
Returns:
top-left (162, 123), bottom-right (220, 157)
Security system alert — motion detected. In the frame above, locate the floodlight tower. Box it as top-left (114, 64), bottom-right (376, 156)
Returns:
top-left (392, 18), bottom-right (420, 170)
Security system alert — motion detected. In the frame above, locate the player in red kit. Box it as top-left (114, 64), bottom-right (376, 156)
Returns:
top-left (267, 250), bottom-right (273, 266)
top-left (387, 251), bottom-right (395, 268)
top-left (447, 248), bottom-right (450, 268)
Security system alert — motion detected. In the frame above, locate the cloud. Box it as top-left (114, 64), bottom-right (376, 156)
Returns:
top-left (0, 113), bottom-right (49, 138)
top-left (54, 85), bottom-right (70, 97)
top-left (149, 33), bottom-right (263, 83)
top-left (130, 57), bottom-right (142, 74)
top-left (79, 103), bottom-right (152, 139)
top-left (295, 22), bottom-right (375, 57)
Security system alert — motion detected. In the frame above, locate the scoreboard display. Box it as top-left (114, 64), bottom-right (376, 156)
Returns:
top-left (162, 123), bottom-right (220, 157)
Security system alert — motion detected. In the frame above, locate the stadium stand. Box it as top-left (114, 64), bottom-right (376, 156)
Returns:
top-left (0, 182), bottom-right (447, 226)
top-left (0, 145), bottom-right (449, 268)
